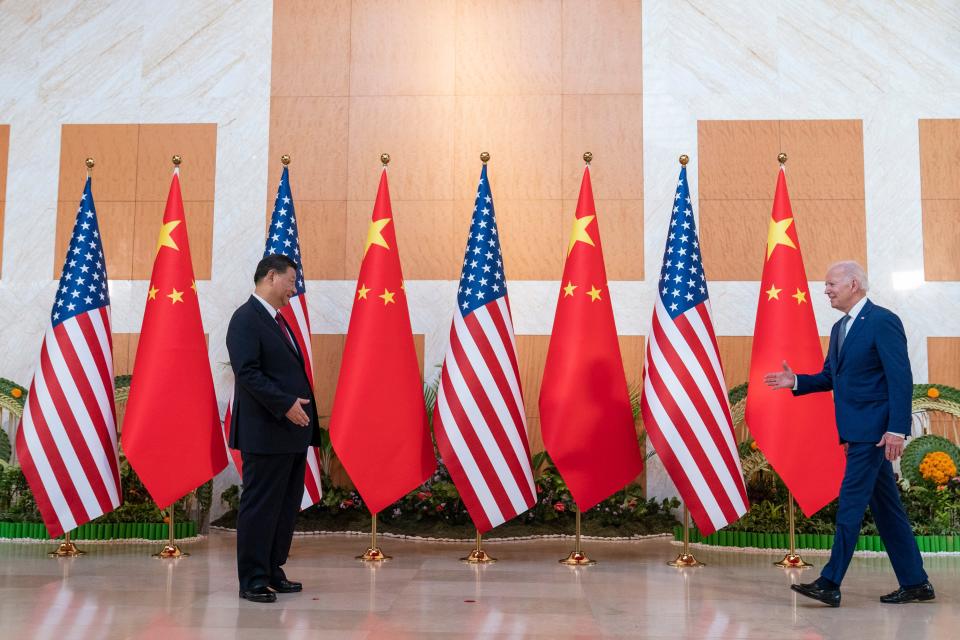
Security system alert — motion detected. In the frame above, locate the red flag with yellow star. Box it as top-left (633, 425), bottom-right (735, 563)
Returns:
top-left (121, 169), bottom-right (226, 509)
top-left (539, 166), bottom-right (643, 511)
top-left (745, 167), bottom-right (845, 516)
top-left (329, 168), bottom-right (436, 514)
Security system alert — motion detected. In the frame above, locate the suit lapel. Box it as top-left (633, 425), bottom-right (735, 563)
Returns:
top-left (838, 299), bottom-right (872, 366)
top-left (250, 297), bottom-right (302, 361)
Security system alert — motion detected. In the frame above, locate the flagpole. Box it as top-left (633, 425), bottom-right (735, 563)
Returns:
top-left (668, 504), bottom-right (705, 567)
top-left (774, 491), bottom-right (812, 568)
top-left (357, 512), bottom-right (390, 561)
top-left (560, 505), bottom-right (596, 565)
top-left (461, 528), bottom-right (497, 564)
top-left (153, 503), bottom-right (188, 559)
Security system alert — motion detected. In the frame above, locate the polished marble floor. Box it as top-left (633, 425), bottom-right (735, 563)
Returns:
top-left (0, 531), bottom-right (957, 639)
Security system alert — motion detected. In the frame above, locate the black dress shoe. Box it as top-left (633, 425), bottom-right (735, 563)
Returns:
top-left (239, 586), bottom-right (277, 603)
top-left (791, 581), bottom-right (841, 607)
top-left (880, 582), bottom-right (935, 604)
top-left (269, 579), bottom-right (302, 593)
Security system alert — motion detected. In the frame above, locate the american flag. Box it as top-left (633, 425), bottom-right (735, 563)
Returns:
top-left (433, 164), bottom-right (536, 533)
top-left (223, 166), bottom-right (322, 509)
top-left (640, 165), bottom-right (748, 536)
top-left (15, 178), bottom-right (122, 538)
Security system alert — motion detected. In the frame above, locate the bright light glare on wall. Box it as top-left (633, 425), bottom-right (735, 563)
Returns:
top-left (891, 270), bottom-right (924, 291)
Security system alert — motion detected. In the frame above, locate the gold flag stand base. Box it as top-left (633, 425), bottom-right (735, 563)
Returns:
top-left (668, 552), bottom-right (704, 568)
top-left (669, 505), bottom-right (705, 567)
top-left (153, 544), bottom-right (189, 559)
top-left (461, 531), bottom-right (496, 564)
top-left (152, 509), bottom-right (188, 559)
top-left (357, 513), bottom-right (391, 562)
top-left (773, 493), bottom-right (812, 569)
top-left (48, 533), bottom-right (85, 558)
top-left (774, 553), bottom-right (812, 568)
top-left (559, 508), bottom-right (596, 566)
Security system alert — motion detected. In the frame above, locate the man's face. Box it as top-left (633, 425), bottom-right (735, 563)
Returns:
top-left (823, 267), bottom-right (859, 313)
top-left (269, 267), bottom-right (297, 308)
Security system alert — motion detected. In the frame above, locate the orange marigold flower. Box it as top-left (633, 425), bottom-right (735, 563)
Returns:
top-left (927, 387), bottom-right (940, 399)
top-left (11, 388), bottom-right (22, 398)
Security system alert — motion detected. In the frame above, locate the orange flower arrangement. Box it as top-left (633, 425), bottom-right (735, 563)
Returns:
top-left (927, 387), bottom-right (940, 399)
top-left (919, 451), bottom-right (957, 486)
top-left (11, 388), bottom-right (22, 398)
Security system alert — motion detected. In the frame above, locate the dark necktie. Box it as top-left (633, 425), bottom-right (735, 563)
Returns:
top-left (275, 311), bottom-right (295, 348)
top-left (838, 315), bottom-right (851, 352)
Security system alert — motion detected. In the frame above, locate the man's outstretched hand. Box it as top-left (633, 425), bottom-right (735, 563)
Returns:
top-left (763, 360), bottom-right (796, 390)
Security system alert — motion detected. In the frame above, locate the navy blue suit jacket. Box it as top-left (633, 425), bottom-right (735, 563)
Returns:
top-left (794, 300), bottom-right (912, 443)
top-left (226, 296), bottom-right (321, 454)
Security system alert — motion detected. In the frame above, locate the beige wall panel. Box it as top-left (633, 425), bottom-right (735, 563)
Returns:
top-left (58, 124), bottom-right (140, 202)
top-left (55, 201), bottom-right (136, 280)
top-left (618, 335), bottom-right (645, 395)
top-left (561, 199), bottom-right (643, 280)
top-left (135, 124), bottom-right (217, 202)
top-left (515, 335), bottom-right (550, 419)
top-left (928, 337), bottom-right (960, 389)
top-left (699, 199), bottom-right (770, 281)
top-left (455, 0), bottom-right (561, 95)
top-left (561, 95), bottom-right (644, 200)
top-left (779, 120), bottom-right (864, 200)
top-left (919, 119), bottom-right (960, 200)
top-left (310, 334), bottom-right (346, 420)
top-left (296, 200), bottom-right (348, 280)
top-left (268, 97), bottom-right (349, 202)
top-left (270, 0), bottom-right (351, 97)
top-left (0, 124), bottom-right (8, 277)
top-left (698, 120), bottom-right (779, 200)
top-left (132, 200), bottom-right (214, 280)
top-left (390, 200), bottom-right (458, 280)
top-left (496, 199), bottom-right (564, 280)
top-left (525, 416), bottom-right (544, 455)
top-left (561, 0), bottom-right (643, 94)
top-left (111, 333), bottom-right (132, 377)
top-left (347, 96), bottom-right (455, 201)
top-left (922, 199), bottom-right (960, 281)
top-left (350, 0), bottom-right (456, 96)
top-left (453, 95), bottom-right (562, 201)
top-left (790, 199), bottom-right (867, 281)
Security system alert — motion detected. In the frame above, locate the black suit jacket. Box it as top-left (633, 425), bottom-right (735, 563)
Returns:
top-left (226, 296), bottom-right (321, 454)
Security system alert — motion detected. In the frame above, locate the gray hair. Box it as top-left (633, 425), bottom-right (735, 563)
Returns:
top-left (828, 260), bottom-right (869, 292)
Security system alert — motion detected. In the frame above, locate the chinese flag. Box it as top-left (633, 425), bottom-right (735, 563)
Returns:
top-left (329, 168), bottom-right (436, 514)
top-left (745, 167), bottom-right (845, 516)
top-left (121, 169), bottom-right (227, 509)
top-left (539, 166), bottom-right (644, 511)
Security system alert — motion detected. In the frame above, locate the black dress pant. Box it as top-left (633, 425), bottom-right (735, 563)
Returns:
top-left (236, 450), bottom-right (306, 591)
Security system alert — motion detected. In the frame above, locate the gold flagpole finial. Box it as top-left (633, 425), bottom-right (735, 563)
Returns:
top-left (480, 151), bottom-right (490, 164)
top-left (583, 151), bottom-right (593, 165)
top-left (281, 154), bottom-right (291, 166)
top-left (380, 153), bottom-right (390, 166)
top-left (679, 154), bottom-right (689, 166)
top-left (778, 152), bottom-right (788, 165)
top-left (85, 157), bottom-right (95, 177)
top-left (172, 154), bottom-right (182, 166)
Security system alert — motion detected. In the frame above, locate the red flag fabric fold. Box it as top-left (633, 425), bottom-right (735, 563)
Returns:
top-left (745, 168), bottom-right (846, 516)
top-left (329, 169), bottom-right (436, 514)
top-left (539, 166), bottom-right (644, 511)
top-left (121, 170), bottom-right (227, 509)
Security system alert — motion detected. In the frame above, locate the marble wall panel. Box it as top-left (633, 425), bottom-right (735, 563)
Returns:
top-left (0, 125), bottom-right (7, 277)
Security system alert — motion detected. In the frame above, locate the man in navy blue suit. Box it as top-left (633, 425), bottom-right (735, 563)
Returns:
top-left (227, 254), bottom-right (321, 603)
top-left (765, 261), bottom-right (933, 607)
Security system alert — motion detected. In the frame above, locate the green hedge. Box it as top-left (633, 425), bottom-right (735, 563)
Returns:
top-left (0, 520), bottom-right (197, 541)
top-left (674, 526), bottom-right (960, 553)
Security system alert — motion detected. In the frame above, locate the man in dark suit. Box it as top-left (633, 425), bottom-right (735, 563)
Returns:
top-left (227, 254), bottom-right (321, 603)
top-left (765, 261), bottom-right (933, 607)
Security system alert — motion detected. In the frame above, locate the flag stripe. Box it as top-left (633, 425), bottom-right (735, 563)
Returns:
top-left (444, 330), bottom-right (524, 518)
top-left (436, 368), bottom-right (506, 527)
top-left (17, 397), bottom-right (76, 536)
